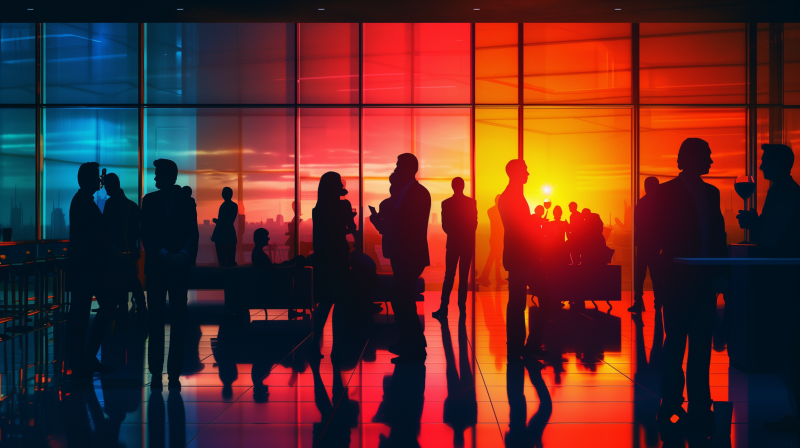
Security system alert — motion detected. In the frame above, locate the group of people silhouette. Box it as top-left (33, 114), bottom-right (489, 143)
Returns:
top-left (65, 137), bottom-right (799, 438)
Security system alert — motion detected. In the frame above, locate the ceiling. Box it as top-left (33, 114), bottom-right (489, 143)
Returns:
top-left (5, 0), bottom-right (799, 23)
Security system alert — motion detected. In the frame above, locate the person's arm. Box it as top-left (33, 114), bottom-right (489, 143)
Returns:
top-left (343, 200), bottom-right (357, 235)
top-left (441, 200), bottom-right (451, 235)
top-left (182, 197), bottom-right (200, 257)
top-left (139, 195), bottom-right (165, 255)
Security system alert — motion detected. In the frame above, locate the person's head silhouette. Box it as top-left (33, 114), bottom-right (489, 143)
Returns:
top-left (254, 228), bottom-right (270, 248)
top-left (677, 138), bottom-right (713, 177)
top-left (78, 162), bottom-right (101, 192)
top-left (394, 153), bottom-right (419, 185)
top-left (318, 171), bottom-right (347, 203)
top-left (582, 208), bottom-right (591, 215)
top-left (534, 205), bottom-right (544, 217)
top-left (760, 144), bottom-right (794, 182)
top-left (104, 173), bottom-right (122, 197)
top-left (505, 159), bottom-right (529, 185)
top-left (153, 159), bottom-right (179, 190)
top-left (221, 187), bottom-right (233, 201)
top-left (644, 176), bottom-right (660, 195)
top-left (451, 177), bottom-right (465, 196)
top-left (568, 202), bottom-right (578, 213)
top-left (554, 205), bottom-right (563, 221)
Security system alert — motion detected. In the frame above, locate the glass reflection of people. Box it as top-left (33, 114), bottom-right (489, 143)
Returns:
top-left (632, 306), bottom-right (664, 447)
top-left (376, 363), bottom-right (426, 448)
top-left (499, 159), bottom-right (546, 361)
top-left (308, 172), bottom-right (357, 359)
top-left (650, 138), bottom-right (727, 435)
top-left (370, 154), bottom-right (431, 364)
top-left (505, 360), bottom-right (552, 447)
top-left (66, 162), bottom-right (115, 379)
top-left (102, 172), bottom-right (146, 313)
top-left (477, 195), bottom-right (506, 287)
top-left (630, 176), bottom-right (662, 314)
top-left (439, 317), bottom-right (477, 446)
top-left (141, 158), bottom-right (199, 391)
top-left (433, 177), bottom-right (478, 319)
top-left (212, 186), bottom-right (238, 267)
top-left (737, 143), bottom-right (800, 433)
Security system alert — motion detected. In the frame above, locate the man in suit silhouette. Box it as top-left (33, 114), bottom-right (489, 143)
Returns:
top-left (67, 162), bottom-right (115, 378)
top-left (141, 159), bottom-right (199, 390)
top-left (499, 159), bottom-right (546, 361)
top-left (650, 138), bottom-right (727, 433)
top-left (629, 176), bottom-right (661, 313)
top-left (737, 144), bottom-right (800, 433)
top-left (379, 153), bottom-right (431, 363)
top-left (433, 177), bottom-right (477, 320)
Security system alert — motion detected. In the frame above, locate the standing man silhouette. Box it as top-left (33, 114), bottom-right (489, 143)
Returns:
top-left (737, 144), bottom-right (800, 433)
top-left (212, 187), bottom-right (238, 267)
top-left (651, 138), bottom-right (727, 434)
top-left (499, 159), bottom-right (544, 361)
top-left (141, 159), bottom-right (199, 390)
top-left (432, 177), bottom-right (477, 319)
top-left (67, 162), bottom-right (115, 378)
top-left (372, 153), bottom-right (431, 363)
top-left (629, 176), bottom-right (661, 313)
top-left (477, 195), bottom-right (505, 287)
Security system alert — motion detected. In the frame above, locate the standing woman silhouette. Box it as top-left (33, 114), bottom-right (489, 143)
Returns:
top-left (309, 172), bottom-right (357, 358)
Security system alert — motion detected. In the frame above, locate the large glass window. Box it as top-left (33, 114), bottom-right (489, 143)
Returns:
top-left (640, 107), bottom-right (747, 245)
top-left (640, 24), bottom-right (746, 104)
top-left (0, 23), bottom-right (36, 104)
top-left (0, 109), bottom-right (36, 241)
top-left (363, 23), bottom-right (471, 104)
top-left (523, 108), bottom-right (632, 287)
top-left (298, 108), bottom-right (360, 255)
top-left (43, 108), bottom-right (138, 239)
top-left (146, 24), bottom-right (296, 104)
top-left (786, 23), bottom-right (800, 105)
top-left (44, 23), bottom-right (138, 104)
top-left (144, 108), bottom-right (295, 265)
top-left (363, 107), bottom-right (471, 286)
top-left (523, 24), bottom-right (631, 104)
top-left (475, 23), bottom-right (518, 104)
top-left (298, 23), bottom-right (359, 104)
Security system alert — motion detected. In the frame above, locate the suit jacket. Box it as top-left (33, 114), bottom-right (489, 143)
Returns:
top-left (499, 185), bottom-right (533, 271)
top-left (649, 177), bottom-right (727, 278)
top-left (68, 189), bottom-right (107, 280)
top-left (441, 194), bottom-right (477, 248)
top-left (102, 193), bottom-right (141, 261)
top-left (141, 185), bottom-right (199, 275)
top-left (384, 180), bottom-right (431, 268)
top-left (753, 178), bottom-right (800, 258)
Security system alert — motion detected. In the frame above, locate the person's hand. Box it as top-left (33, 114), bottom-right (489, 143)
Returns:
top-left (712, 275), bottom-right (729, 295)
top-left (157, 248), bottom-right (170, 259)
top-left (736, 209), bottom-right (757, 229)
top-left (212, 218), bottom-right (218, 224)
top-left (169, 251), bottom-right (188, 270)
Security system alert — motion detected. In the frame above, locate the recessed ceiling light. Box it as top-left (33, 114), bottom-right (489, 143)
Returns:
top-left (177, 8), bottom-right (184, 10)
top-left (615, 7), bottom-right (621, 10)
top-left (27, 8), bottom-right (33, 10)
top-left (318, 7), bottom-right (325, 10)
top-left (473, 8), bottom-right (480, 10)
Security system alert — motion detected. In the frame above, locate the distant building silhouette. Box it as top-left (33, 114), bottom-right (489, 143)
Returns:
top-left (10, 186), bottom-right (23, 240)
top-left (50, 193), bottom-right (68, 240)
top-left (276, 203), bottom-right (285, 226)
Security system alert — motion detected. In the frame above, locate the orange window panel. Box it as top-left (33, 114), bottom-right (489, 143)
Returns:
top-left (475, 23), bottom-right (518, 104)
top-left (298, 23), bottom-right (359, 104)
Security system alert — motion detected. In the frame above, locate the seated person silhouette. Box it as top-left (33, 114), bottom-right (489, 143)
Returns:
top-left (212, 187), bottom-right (238, 267)
top-left (579, 213), bottom-right (614, 265)
top-left (252, 228), bottom-right (304, 268)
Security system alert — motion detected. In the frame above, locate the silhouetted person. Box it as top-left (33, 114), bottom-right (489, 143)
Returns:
top-left (370, 154), bottom-right (430, 364)
top-left (101, 173), bottom-right (145, 312)
top-left (440, 318), bottom-right (477, 446)
top-left (141, 158), bottom-right (199, 391)
top-left (350, 229), bottom-right (383, 313)
top-left (630, 176), bottom-right (662, 313)
top-left (651, 138), bottom-right (727, 435)
top-left (477, 194), bottom-right (506, 287)
top-left (504, 360), bottom-right (552, 447)
top-left (499, 159), bottom-right (546, 361)
top-left (544, 205), bottom-right (570, 266)
top-left (252, 228), bottom-right (304, 267)
top-left (579, 213), bottom-right (613, 265)
top-left (66, 162), bottom-right (116, 379)
top-left (309, 172), bottom-right (357, 359)
top-left (737, 143), bottom-right (800, 433)
top-left (567, 202), bottom-right (581, 264)
top-left (286, 201), bottom-right (302, 258)
top-left (212, 187), bottom-right (238, 267)
top-left (433, 177), bottom-right (477, 320)
top-left (371, 172), bottom-right (400, 264)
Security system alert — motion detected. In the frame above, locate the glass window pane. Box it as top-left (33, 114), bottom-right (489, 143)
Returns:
top-left (640, 24), bottom-right (746, 104)
top-left (1, 23), bottom-right (35, 104)
top-left (146, 24), bottom-right (296, 104)
top-left (523, 108), bottom-right (632, 287)
top-left (44, 23), bottom-right (138, 104)
top-left (0, 109), bottom-right (36, 241)
top-left (475, 107), bottom-right (518, 285)
top-left (640, 107), bottom-right (747, 246)
top-left (786, 23), bottom-right (800, 105)
top-left (299, 23), bottom-right (359, 104)
top-left (299, 108), bottom-right (359, 255)
top-left (363, 108), bottom-right (471, 287)
top-left (756, 23), bottom-right (770, 104)
top-left (363, 23), bottom-right (471, 104)
top-left (145, 108), bottom-right (295, 265)
top-left (476, 23), bottom-right (518, 104)
top-left (43, 108), bottom-right (138, 239)
top-left (523, 24), bottom-right (631, 104)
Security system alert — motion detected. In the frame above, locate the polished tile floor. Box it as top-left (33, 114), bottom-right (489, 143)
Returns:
top-left (2, 289), bottom-right (798, 447)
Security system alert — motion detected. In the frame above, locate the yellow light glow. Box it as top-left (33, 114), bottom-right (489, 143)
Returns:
top-left (543, 184), bottom-right (552, 194)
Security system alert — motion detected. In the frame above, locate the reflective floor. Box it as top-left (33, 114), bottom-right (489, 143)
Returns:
top-left (2, 290), bottom-right (798, 447)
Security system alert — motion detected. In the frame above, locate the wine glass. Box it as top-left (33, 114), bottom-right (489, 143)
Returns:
top-left (734, 175), bottom-right (755, 244)
top-left (543, 198), bottom-right (551, 219)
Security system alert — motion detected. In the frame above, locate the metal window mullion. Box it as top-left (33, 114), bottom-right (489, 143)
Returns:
top-left (632, 23), bottom-right (640, 309)
top-left (295, 23), bottom-right (300, 259)
top-left (518, 23), bottom-right (523, 159)
top-left (359, 23), bottom-right (364, 248)
top-left (35, 23), bottom-right (43, 241)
